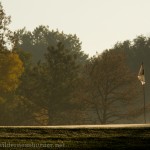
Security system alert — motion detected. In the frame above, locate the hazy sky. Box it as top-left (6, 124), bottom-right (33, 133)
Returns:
top-left (1, 0), bottom-right (150, 56)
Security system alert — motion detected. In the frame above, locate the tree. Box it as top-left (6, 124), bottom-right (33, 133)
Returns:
top-left (81, 50), bottom-right (140, 124)
top-left (0, 3), bottom-right (24, 95)
top-left (0, 3), bottom-right (25, 125)
top-left (15, 25), bottom-right (87, 63)
top-left (0, 2), bottom-right (14, 50)
top-left (0, 51), bottom-right (24, 93)
top-left (45, 42), bottom-right (82, 124)
top-left (20, 42), bottom-right (85, 125)
top-left (13, 26), bottom-right (88, 125)
top-left (113, 35), bottom-right (150, 112)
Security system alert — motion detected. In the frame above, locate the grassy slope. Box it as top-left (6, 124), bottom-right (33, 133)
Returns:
top-left (0, 126), bottom-right (150, 149)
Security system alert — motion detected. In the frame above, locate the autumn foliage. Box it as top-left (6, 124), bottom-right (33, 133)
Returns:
top-left (0, 51), bottom-right (24, 92)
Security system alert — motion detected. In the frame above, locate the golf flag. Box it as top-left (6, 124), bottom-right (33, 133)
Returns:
top-left (138, 63), bottom-right (145, 85)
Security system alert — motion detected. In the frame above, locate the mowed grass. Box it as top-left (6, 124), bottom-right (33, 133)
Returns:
top-left (0, 126), bottom-right (150, 149)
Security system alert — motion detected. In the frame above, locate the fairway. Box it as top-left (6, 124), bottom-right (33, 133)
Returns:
top-left (0, 124), bottom-right (150, 149)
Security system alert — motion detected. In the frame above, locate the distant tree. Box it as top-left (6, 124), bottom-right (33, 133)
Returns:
top-left (17, 42), bottom-right (86, 125)
top-left (13, 26), bottom-right (88, 124)
top-left (81, 50), bottom-right (141, 124)
top-left (113, 35), bottom-right (150, 109)
top-left (113, 35), bottom-right (150, 73)
top-left (44, 42), bottom-right (82, 124)
top-left (0, 2), bottom-right (14, 50)
top-left (15, 25), bottom-right (87, 63)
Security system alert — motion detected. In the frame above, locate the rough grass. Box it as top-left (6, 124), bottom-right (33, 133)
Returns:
top-left (0, 126), bottom-right (150, 149)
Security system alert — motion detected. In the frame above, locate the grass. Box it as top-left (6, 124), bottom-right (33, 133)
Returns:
top-left (0, 126), bottom-right (150, 149)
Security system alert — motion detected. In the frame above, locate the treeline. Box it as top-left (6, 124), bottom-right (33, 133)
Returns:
top-left (0, 3), bottom-right (149, 125)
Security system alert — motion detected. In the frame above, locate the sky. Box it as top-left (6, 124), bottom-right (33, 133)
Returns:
top-left (1, 0), bottom-right (150, 56)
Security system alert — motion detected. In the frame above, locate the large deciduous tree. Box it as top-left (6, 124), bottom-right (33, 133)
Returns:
top-left (81, 50), bottom-right (141, 124)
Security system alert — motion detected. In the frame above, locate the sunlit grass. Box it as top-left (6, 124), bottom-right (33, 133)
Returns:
top-left (0, 125), bottom-right (150, 149)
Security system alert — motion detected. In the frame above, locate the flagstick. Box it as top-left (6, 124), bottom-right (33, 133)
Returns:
top-left (138, 62), bottom-right (146, 123)
top-left (143, 84), bottom-right (146, 124)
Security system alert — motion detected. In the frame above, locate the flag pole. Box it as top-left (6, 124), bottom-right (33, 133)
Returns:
top-left (138, 62), bottom-right (146, 124)
top-left (143, 84), bottom-right (146, 123)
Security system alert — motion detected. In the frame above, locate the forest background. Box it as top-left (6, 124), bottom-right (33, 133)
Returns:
top-left (0, 2), bottom-right (150, 125)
